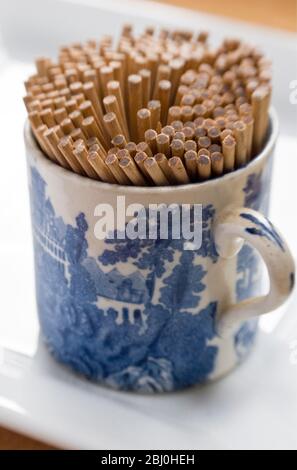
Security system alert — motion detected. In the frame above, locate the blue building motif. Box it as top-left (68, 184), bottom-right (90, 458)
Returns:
top-left (30, 167), bottom-right (220, 391)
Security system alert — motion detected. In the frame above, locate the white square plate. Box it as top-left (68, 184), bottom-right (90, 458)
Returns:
top-left (0, 0), bottom-right (296, 450)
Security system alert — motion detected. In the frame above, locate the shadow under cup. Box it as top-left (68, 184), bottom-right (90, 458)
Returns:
top-left (25, 110), bottom-right (278, 393)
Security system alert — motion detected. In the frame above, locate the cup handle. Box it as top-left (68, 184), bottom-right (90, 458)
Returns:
top-left (214, 206), bottom-right (295, 337)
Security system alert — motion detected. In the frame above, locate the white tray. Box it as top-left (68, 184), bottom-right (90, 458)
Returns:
top-left (0, 0), bottom-right (296, 450)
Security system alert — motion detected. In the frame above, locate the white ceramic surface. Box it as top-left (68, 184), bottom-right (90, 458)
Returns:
top-left (0, 0), bottom-right (296, 449)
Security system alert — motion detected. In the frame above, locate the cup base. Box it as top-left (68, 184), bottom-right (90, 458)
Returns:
top-left (40, 329), bottom-right (257, 394)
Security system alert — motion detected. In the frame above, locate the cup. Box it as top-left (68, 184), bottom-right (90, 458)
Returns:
top-left (24, 108), bottom-right (295, 392)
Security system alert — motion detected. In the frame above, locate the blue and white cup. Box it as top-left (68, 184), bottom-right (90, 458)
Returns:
top-left (25, 109), bottom-right (295, 392)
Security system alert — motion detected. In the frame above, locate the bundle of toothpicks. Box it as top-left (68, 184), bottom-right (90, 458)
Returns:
top-left (24, 25), bottom-right (272, 186)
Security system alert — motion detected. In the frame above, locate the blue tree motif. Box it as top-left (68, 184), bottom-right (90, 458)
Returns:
top-left (65, 213), bottom-right (89, 264)
top-left (99, 237), bottom-right (151, 266)
top-left (151, 301), bottom-right (218, 388)
top-left (99, 204), bottom-right (218, 305)
top-left (243, 172), bottom-right (263, 210)
top-left (99, 204), bottom-right (218, 266)
top-left (160, 251), bottom-right (206, 312)
top-left (197, 204), bottom-right (218, 262)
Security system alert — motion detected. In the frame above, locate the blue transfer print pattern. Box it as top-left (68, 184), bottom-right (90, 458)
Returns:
top-left (234, 155), bottom-right (274, 357)
top-left (30, 167), bottom-right (219, 391)
top-left (236, 172), bottom-right (265, 303)
top-left (242, 172), bottom-right (264, 211)
top-left (234, 318), bottom-right (258, 361)
top-left (236, 243), bottom-right (260, 303)
top-left (290, 272), bottom-right (295, 291)
top-left (240, 212), bottom-right (285, 252)
top-left (234, 169), bottom-right (271, 354)
top-left (241, 166), bottom-right (293, 297)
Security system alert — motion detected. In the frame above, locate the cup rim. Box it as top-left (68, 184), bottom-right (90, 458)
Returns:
top-left (24, 107), bottom-right (278, 195)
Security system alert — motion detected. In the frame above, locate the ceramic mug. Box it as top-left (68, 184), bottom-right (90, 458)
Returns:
top-left (25, 108), bottom-right (295, 392)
